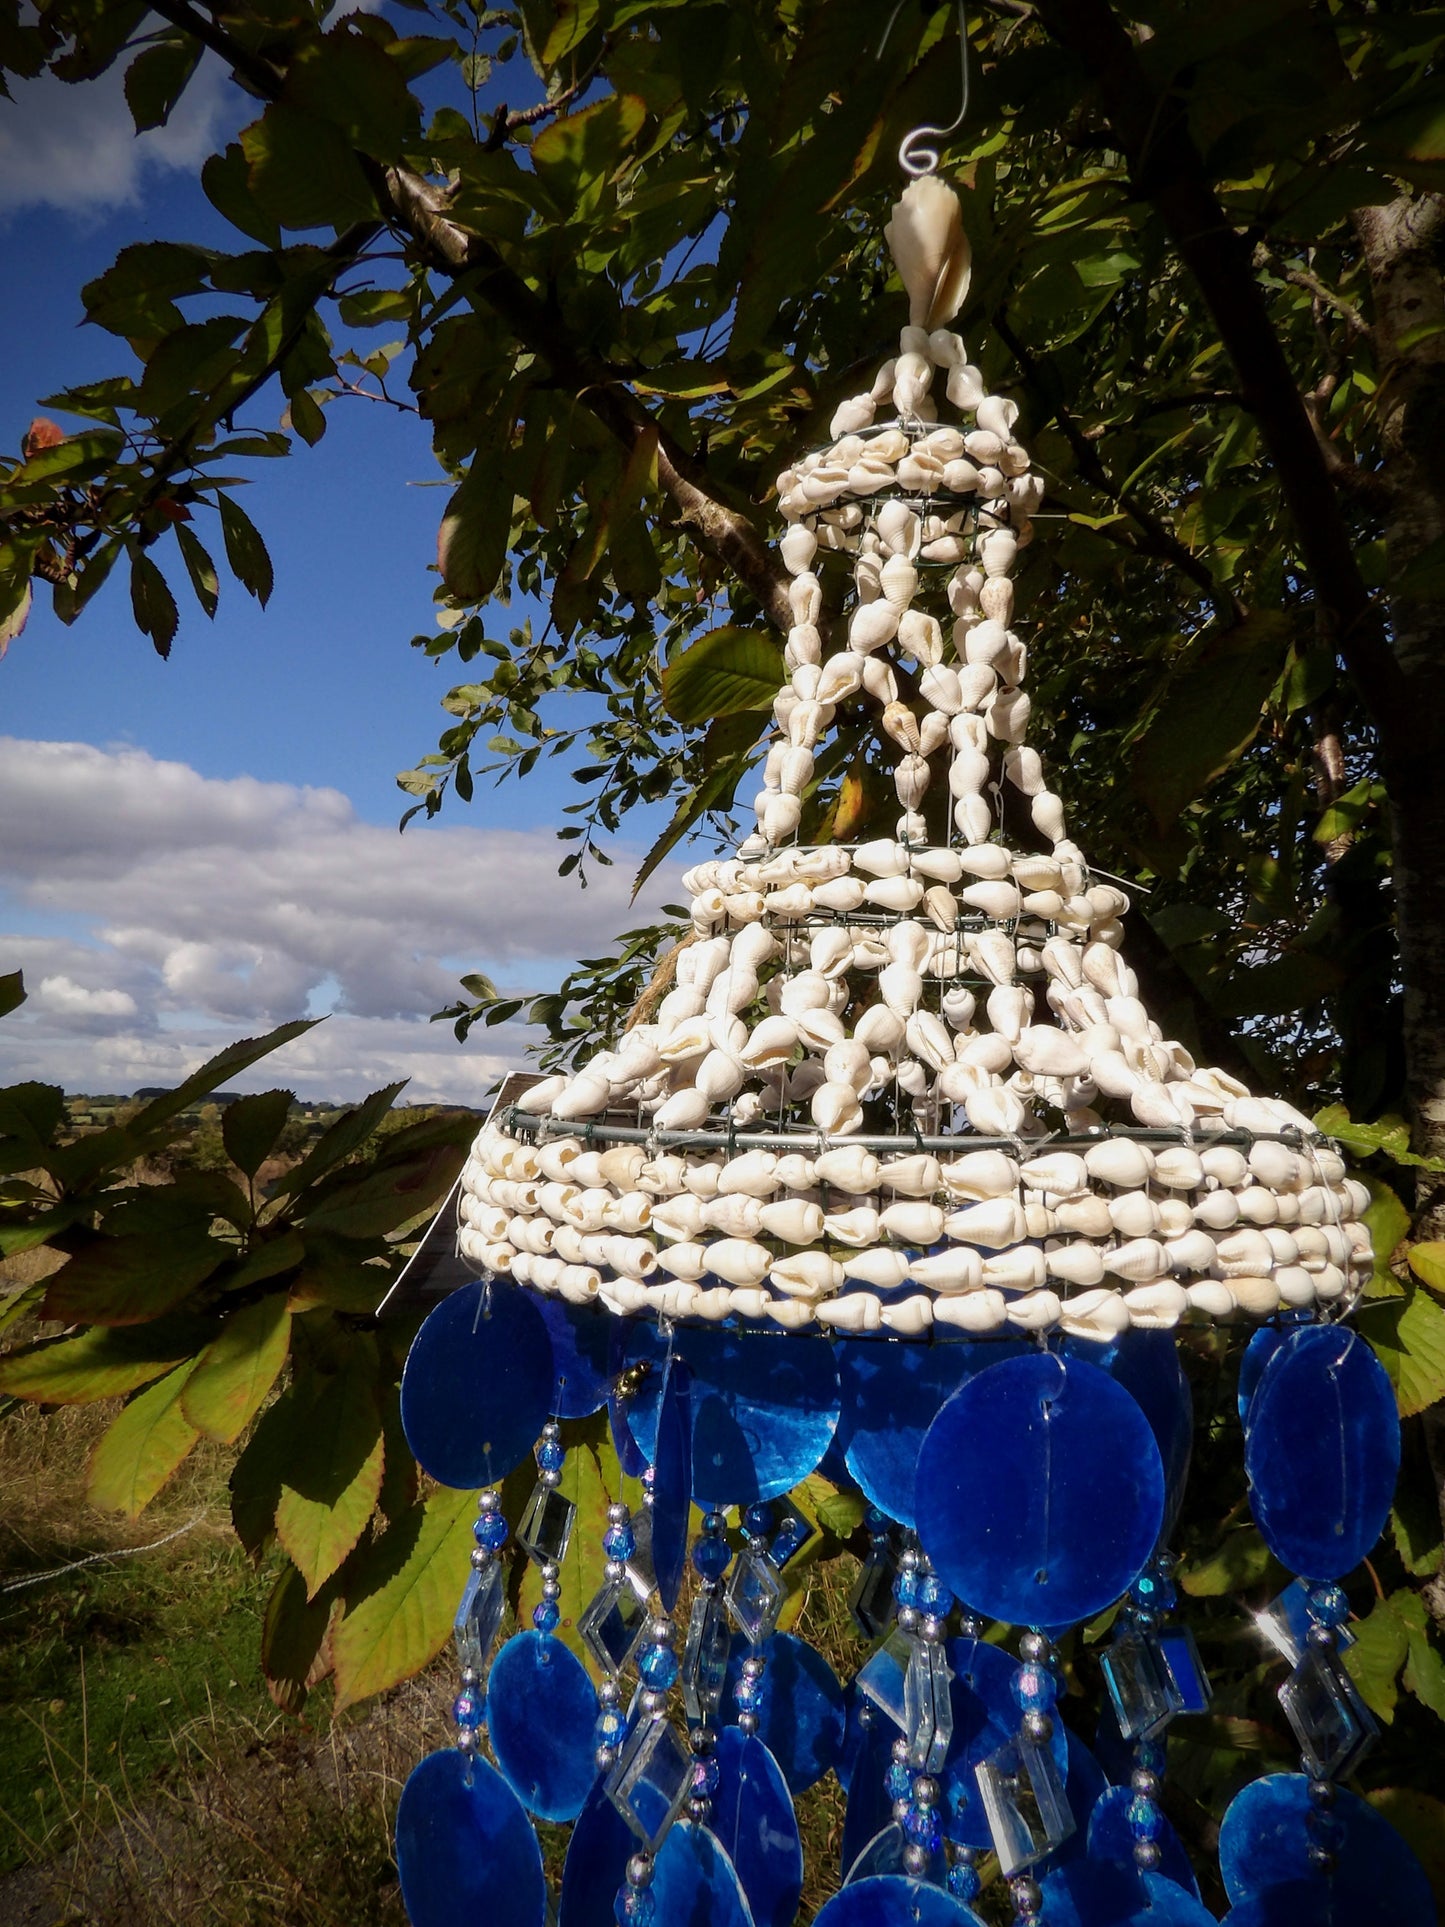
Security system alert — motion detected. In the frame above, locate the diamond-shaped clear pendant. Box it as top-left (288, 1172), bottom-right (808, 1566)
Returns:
top-left (1100, 1631), bottom-right (1184, 1742)
top-left (904, 1638), bottom-right (954, 1771)
top-left (854, 1628), bottom-right (915, 1731)
top-left (1279, 1645), bottom-right (1378, 1780)
top-left (605, 1716), bottom-right (693, 1851)
top-left (725, 1541), bottom-right (785, 1644)
top-left (1156, 1624), bottom-right (1212, 1716)
top-left (626, 1505), bottom-right (658, 1599)
top-left (975, 1735), bottom-right (1076, 1876)
top-left (849, 1546), bottom-right (898, 1641)
top-left (453, 1560), bottom-right (505, 1674)
top-left (681, 1591), bottom-right (731, 1724)
top-left (579, 1570), bottom-right (649, 1678)
top-left (517, 1479), bottom-right (576, 1567)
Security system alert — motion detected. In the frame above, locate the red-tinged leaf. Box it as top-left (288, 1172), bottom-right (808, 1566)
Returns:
top-left (274, 1362), bottom-right (385, 1597)
top-left (261, 1561), bottom-right (339, 1716)
top-left (87, 1361), bottom-right (200, 1517)
top-left (0, 1318), bottom-right (214, 1405)
top-left (181, 1294), bottom-right (292, 1444)
top-left (42, 1233), bottom-right (224, 1328)
top-left (21, 417), bottom-right (64, 458)
top-left (437, 457), bottom-right (511, 603)
top-left (331, 1484), bottom-right (476, 1709)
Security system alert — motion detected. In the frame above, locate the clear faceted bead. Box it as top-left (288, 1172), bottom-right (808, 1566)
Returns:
top-left (605, 1716), bottom-right (693, 1852)
top-left (1099, 1631), bottom-right (1184, 1742)
top-left (725, 1542), bottom-right (785, 1644)
top-left (517, 1479), bottom-right (577, 1567)
top-left (681, 1592), bottom-right (731, 1724)
top-left (1256, 1579), bottom-right (1357, 1667)
top-left (904, 1638), bottom-right (955, 1772)
top-left (453, 1560), bottom-right (505, 1674)
top-left (975, 1735), bottom-right (1076, 1876)
top-left (1279, 1646), bottom-right (1378, 1781)
top-left (854, 1628), bottom-right (916, 1731)
top-left (626, 1505), bottom-right (659, 1599)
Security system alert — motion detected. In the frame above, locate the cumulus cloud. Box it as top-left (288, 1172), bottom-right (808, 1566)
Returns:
top-left (0, 737), bottom-right (681, 1103)
top-left (0, 54), bottom-right (233, 218)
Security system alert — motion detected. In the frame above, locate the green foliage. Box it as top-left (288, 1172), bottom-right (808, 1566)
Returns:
top-left (0, 1022), bottom-right (474, 1712)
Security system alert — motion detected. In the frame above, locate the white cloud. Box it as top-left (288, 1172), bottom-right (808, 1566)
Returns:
top-left (0, 737), bottom-right (682, 1103)
top-left (0, 54), bottom-right (233, 218)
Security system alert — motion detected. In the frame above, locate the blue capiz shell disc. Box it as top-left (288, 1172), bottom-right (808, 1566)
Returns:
top-left (401, 1280), bottom-right (554, 1488)
top-left (534, 1295), bottom-right (611, 1419)
top-left (916, 1353), bottom-right (1165, 1631)
top-left (814, 1874), bottom-right (987, 1926)
top-left (651, 1357), bottom-right (692, 1613)
top-left (558, 1779), bottom-right (634, 1927)
top-left (941, 1633), bottom-right (1065, 1848)
top-left (723, 1630), bottom-right (846, 1793)
top-left (486, 1630), bottom-right (599, 1823)
top-left (651, 1818), bottom-right (756, 1927)
top-left (395, 1748), bottom-right (545, 1927)
top-left (710, 1727), bottom-right (803, 1927)
top-left (1038, 1864), bottom-right (1216, 1927)
top-left (1086, 1784), bottom-right (1199, 1897)
top-left (1064, 1329), bottom-right (1192, 1542)
top-left (1219, 1772), bottom-right (1433, 1921)
top-left (1244, 1325), bottom-right (1400, 1581)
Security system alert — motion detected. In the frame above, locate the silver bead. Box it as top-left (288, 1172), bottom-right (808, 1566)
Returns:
top-left (920, 1614), bottom-right (945, 1640)
top-left (626, 1854), bottom-right (654, 1888)
top-left (640, 1689), bottom-right (666, 1717)
top-left (478, 1489), bottom-right (500, 1512)
top-left (541, 1562), bottom-right (560, 1583)
top-left (1010, 1875), bottom-right (1042, 1916)
top-left (1307, 1779), bottom-right (1336, 1807)
top-left (687, 1796), bottom-right (710, 1822)
top-left (540, 1469), bottom-right (561, 1489)
top-left (595, 1744), bottom-right (618, 1772)
top-left (1019, 1631), bottom-right (1049, 1663)
top-left (1133, 1841), bottom-right (1163, 1872)
top-left (896, 1605), bottom-right (920, 1633)
top-left (741, 1656), bottom-right (766, 1680)
top-left (542, 1421), bottom-right (561, 1441)
top-left (469, 1548), bottom-right (490, 1571)
top-left (913, 1775), bottom-right (940, 1808)
top-left (902, 1843), bottom-right (929, 1876)
top-left (542, 1578), bottom-right (561, 1602)
top-left (892, 1799), bottom-right (911, 1825)
top-left (1131, 1769), bottom-right (1159, 1799)
top-left (648, 1617), bottom-right (673, 1645)
top-left (892, 1736), bottom-right (911, 1765)
top-left (608, 1502), bottom-right (630, 1526)
top-left (459, 1667), bottom-right (479, 1688)
top-left (598, 1679), bottom-right (621, 1707)
top-left (456, 1728), bottom-right (480, 1755)
top-left (1020, 1710), bottom-right (1053, 1744)
top-left (605, 1560), bottom-right (625, 1582)
top-left (899, 1548), bottom-right (921, 1573)
top-left (738, 1711), bottom-right (759, 1736)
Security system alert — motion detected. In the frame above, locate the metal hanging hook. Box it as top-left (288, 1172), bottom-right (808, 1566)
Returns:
top-left (877, 0), bottom-right (971, 178)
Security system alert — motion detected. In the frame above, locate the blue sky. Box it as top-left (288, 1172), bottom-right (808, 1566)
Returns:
top-left (0, 49), bottom-right (681, 1103)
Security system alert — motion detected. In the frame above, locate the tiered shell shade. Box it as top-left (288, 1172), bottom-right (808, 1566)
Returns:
top-left (457, 176), bottom-right (1372, 1347)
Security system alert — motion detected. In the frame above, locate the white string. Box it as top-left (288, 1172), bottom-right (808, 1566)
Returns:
top-left (878, 0), bottom-right (972, 177)
top-left (1, 1513), bottom-right (205, 1594)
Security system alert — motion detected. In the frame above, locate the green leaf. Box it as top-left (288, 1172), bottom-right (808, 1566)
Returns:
top-left (0, 1318), bottom-right (213, 1404)
top-left (286, 30), bottom-right (417, 163)
top-left (217, 494), bottom-right (275, 607)
top-left (125, 1021), bottom-right (313, 1139)
top-left (261, 1560), bottom-right (337, 1716)
top-left (0, 1281), bottom-right (47, 1335)
top-left (181, 1294), bottom-right (293, 1444)
top-left (174, 524), bottom-right (220, 619)
top-left (437, 458), bottom-right (512, 603)
top-left (230, 1389), bottom-right (297, 1561)
top-left (222, 1087), bottom-right (294, 1177)
top-left (1362, 1178), bottom-right (1410, 1296)
top-left (1179, 1525), bottom-right (1280, 1597)
top-left (1311, 1105), bottom-right (1445, 1171)
top-left (275, 1358), bottom-right (385, 1597)
top-left (129, 550), bottom-right (179, 658)
top-left (87, 1361), bottom-right (200, 1517)
top-left (332, 1484), bottom-right (477, 1708)
top-left (1407, 1242), bottom-right (1445, 1295)
top-left (1365, 1283), bottom-right (1445, 1418)
top-left (531, 93), bottom-right (647, 208)
top-left (123, 35), bottom-right (201, 133)
top-left (42, 1232), bottom-right (225, 1328)
top-left (0, 970), bottom-right (25, 1019)
top-left (300, 1132), bottom-right (469, 1239)
top-left (1403, 1621), bottom-right (1445, 1722)
top-left (1364, 1790), bottom-right (1445, 1905)
top-left (1343, 1594), bottom-right (1410, 1721)
top-left (241, 103), bottom-right (377, 232)
top-left (661, 626), bottom-right (784, 725)
top-left (278, 1081), bottom-right (407, 1196)
top-left (1131, 612), bottom-right (1291, 827)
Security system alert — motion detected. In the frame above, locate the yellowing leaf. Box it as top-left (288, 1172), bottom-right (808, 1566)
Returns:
top-left (275, 1365), bottom-right (385, 1598)
top-left (1365, 1285), bottom-right (1445, 1418)
top-left (0, 1319), bottom-right (209, 1405)
top-left (182, 1294), bottom-right (292, 1444)
top-left (87, 1361), bottom-right (200, 1517)
top-left (1407, 1242), bottom-right (1445, 1295)
top-left (42, 1233), bottom-right (224, 1327)
top-left (331, 1485), bottom-right (476, 1709)
top-left (1343, 1594), bottom-right (1410, 1721)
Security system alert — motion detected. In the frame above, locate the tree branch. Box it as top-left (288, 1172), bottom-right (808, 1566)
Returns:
top-left (1030, 0), bottom-right (1412, 752)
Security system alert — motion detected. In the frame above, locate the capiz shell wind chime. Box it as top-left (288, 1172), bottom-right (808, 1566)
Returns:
top-left (391, 153), bottom-right (1430, 1927)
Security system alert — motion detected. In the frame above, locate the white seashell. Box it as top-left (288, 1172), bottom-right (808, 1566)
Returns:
top-left (811, 875), bottom-right (868, 914)
top-left (1216, 1228), bottom-right (1275, 1275)
top-left (1058, 1289), bottom-right (1131, 1341)
top-left (825, 1038), bottom-right (874, 1092)
top-left (759, 792), bottom-right (803, 845)
top-left (703, 1238), bottom-right (773, 1287)
top-left (550, 1072), bottom-right (612, 1120)
top-left (963, 1083), bottom-right (1029, 1135)
top-left (984, 1246), bottom-right (1048, 1292)
top-left (657, 1017), bottom-right (713, 1064)
top-left (1020, 1151), bottom-right (1089, 1198)
top-left (878, 1194), bottom-right (944, 1240)
top-left (517, 1075), bottom-right (568, 1115)
top-left (1154, 1146), bottom-right (1205, 1190)
top-left (739, 1015), bottom-right (797, 1068)
top-left (897, 609), bottom-right (944, 666)
top-left (924, 883), bottom-right (960, 932)
top-left (945, 1197), bottom-right (1028, 1248)
top-left (602, 1235), bottom-right (658, 1279)
top-left (780, 523), bottom-right (818, 573)
top-left (1248, 1140), bottom-right (1304, 1190)
top-left (961, 879), bottom-right (1023, 920)
top-left (905, 1010), bottom-right (955, 1072)
top-left (968, 930), bottom-right (1017, 986)
top-left (954, 794), bottom-right (994, 843)
top-left (892, 351), bottom-right (933, 416)
top-left (778, 971), bottom-right (830, 1017)
top-left (986, 983), bottom-right (1031, 1044)
top-left (909, 1247), bottom-right (984, 1293)
top-left (850, 838), bottom-right (905, 878)
top-left (702, 1194), bottom-right (763, 1239)
top-left (1185, 1279), bottom-right (1237, 1318)
top-left (1122, 1282), bottom-right (1190, 1330)
top-left (815, 1145), bottom-right (882, 1192)
top-left (1164, 1229), bottom-right (1217, 1274)
top-left (653, 1087), bottom-right (712, 1131)
top-left (1045, 1241), bottom-right (1107, 1286)
top-left (894, 753), bottom-right (931, 811)
top-left (812, 1080), bottom-right (864, 1134)
top-left (771, 1251), bottom-right (844, 1301)
top-left (975, 395), bottom-right (1020, 439)
top-left (1003, 744), bottom-right (1045, 797)
top-left (1109, 1193), bottom-right (1162, 1239)
top-left (1055, 1195), bottom-right (1116, 1238)
top-left (794, 1007), bottom-right (846, 1051)
top-left (1012, 1028), bottom-right (1089, 1078)
top-left (895, 1059), bottom-right (929, 1097)
top-left (866, 875), bottom-right (927, 914)
top-left (816, 1292), bottom-right (883, 1333)
top-left (879, 960), bottom-right (924, 1015)
top-left (1003, 1289), bottom-right (1063, 1333)
top-left (651, 1194), bottom-right (707, 1241)
top-left (1131, 1084), bottom-right (1189, 1129)
top-left (1107, 1238), bottom-right (1169, 1283)
top-left (1195, 1190), bottom-right (1240, 1231)
top-left (825, 1206), bottom-right (882, 1247)
top-left (838, 1246), bottom-right (910, 1291)
top-left (787, 1059), bottom-right (828, 1103)
top-left (880, 1294), bottom-right (935, 1336)
top-left (717, 1149), bottom-right (780, 1197)
top-left (939, 1150), bottom-right (1018, 1200)
top-left (758, 1198), bottom-right (825, 1245)
top-left (850, 1003), bottom-right (903, 1055)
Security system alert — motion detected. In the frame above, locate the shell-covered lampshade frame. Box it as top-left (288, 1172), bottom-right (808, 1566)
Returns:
top-left (457, 176), bottom-right (1372, 1348)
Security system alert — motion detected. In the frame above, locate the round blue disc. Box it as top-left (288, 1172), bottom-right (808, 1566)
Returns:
top-left (942, 1633), bottom-right (1065, 1848)
top-left (1219, 1773), bottom-right (1433, 1919)
top-left (401, 1281), bottom-right (554, 1489)
top-left (558, 1779), bottom-right (633, 1927)
top-left (486, 1630), bottom-right (599, 1823)
top-left (916, 1354), bottom-right (1165, 1630)
top-left (1237, 1324), bottom-right (1290, 1422)
top-left (815, 1874), bottom-right (987, 1927)
top-left (534, 1295), bottom-right (611, 1419)
top-left (395, 1748), bottom-right (545, 1927)
top-left (651, 1358), bottom-right (692, 1614)
top-left (1065, 1329), bottom-right (1192, 1541)
top-left (623, 1325), bottom-right (841, 1505)
top-left (1049, 1725), bottom-right (1111, 1868)
top-left (1244, 1325), bottom-right (1400, 1580)
top-left (722, 1631), bottom-right (846, 1793)
top-left (651, 1818), bottom-right (753, 1927)
top-left (1039, 1864), bottom-right (1216, 1927)
top-left (839, 1715), bottom-right (897, 1880)
top-left (1087, 1784), bottom-right (1199, 1896)
top-left (710, 1727), bottom-right (803, 1927)
top-left (838, 1338), bottom-right (1023, 1529)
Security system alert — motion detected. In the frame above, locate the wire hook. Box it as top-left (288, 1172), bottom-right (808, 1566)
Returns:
top-left (877, 0), bottom-right (971, 178)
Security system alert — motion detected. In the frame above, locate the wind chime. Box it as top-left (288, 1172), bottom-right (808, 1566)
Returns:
top-left (391, 118), bottom-right (1430, 1927)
